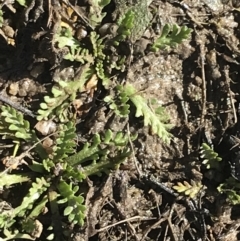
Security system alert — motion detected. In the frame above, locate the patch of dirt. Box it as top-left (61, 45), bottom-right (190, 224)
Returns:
top-left (2, 0), bottom-right (240, 240)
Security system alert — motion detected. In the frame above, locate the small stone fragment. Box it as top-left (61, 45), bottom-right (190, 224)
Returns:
top-left (8, 82), bottom-right (19, 96)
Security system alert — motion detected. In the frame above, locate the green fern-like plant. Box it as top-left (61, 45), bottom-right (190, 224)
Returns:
top-left (0, 229), bottom-right (34, 240)
top-left (37, 65), bottom-right (94, 121)
top-left (173, 180), bottom-right (203, 199)
top-left (0, 105), bottom-right (33, 140)
top-left (106, 55), bottom-right (126, 72)
top-left (113, 9), bottom-right (135, 45)
top-left (51, 122), bottom-right (76, 160)
top-left (88, 0), bottom-right (111, 28)
top-left (217, 177), bottom-right (240, 205)
top-left (0, 174), bottom-right (30, 189)
top-left (90, 31), bottom-right (110, 86)
top-left (0, 204), bottom-right (15, 229)
top-left (0, 114), bottom-right (88, 233)
top-left (104, 85), bottom-right (130, 117)
top-left (113, 0), bottom-right (152, 44)
top-left (2, 198), bottom-right (49, 240)
top-left (57, 180), bottom-right (86, 226)
top-left (0, 105), bottom-right (47, 159)
top-left (104, 83), bottom-right (172, 143)
top-left (0, 177), bottom-right (49, 229)
top-left (151, 24), bottom-right (191, 52)
top-left (200, 143), bottom-right (222, 169)
top-left (90, 31), bottom-right (105, 59)
top-left (14, 177), bottom-right (50, 217)
top-left (55, 28), bottom-right (94, 64)
top-left (39, 30), bottom-right (112, 120)
top-left (66, 129), bottom-right (135, 176)
top-left (30, 121), bottom-right (76, 174)
top-left (67, 133), bottom-right (104, 166)
top-left (129, 95), bottom-right (172, 143)
top-left (95, 59), bottom-right (110, 87)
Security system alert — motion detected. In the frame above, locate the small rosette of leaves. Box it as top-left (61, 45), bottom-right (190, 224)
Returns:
top-left (217, 177), bottom-right (240, 205)
top-left (173, 180), bottom-right (203, 199)
top-left (200, 143), bottom-right (222, 169)
top-left (57, 180), bottom-right (86, 226)
top-left (151, 24), bottom-right (191, 52)
top-left (0, 105), bottom-right (33, 140)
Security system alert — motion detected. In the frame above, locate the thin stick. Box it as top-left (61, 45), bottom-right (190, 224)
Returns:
top-left (223, 66), bottom-right (237, 124)
top-left (127, 123), bottom-right (142, 176)
top-left (171, 0), bottom-right (208, 28)
top-left (62, 0), bottom-right (94, 30)
top-left (195, 36), bottom-right (207, 148)
top-left (229, 135), bottom-right (240, 150)
top-left (96, 216), bottom-right (154, 233)
top-left (141, 209), bottom-right (170, 241)
top-left (112, 200), bottom-right (139, 241)
top-left (0, 92), bottom-right (36, 117)
top-left (199, 43), bottom-right (207, 127)
top-left (167, 205), bottom-right (179, 241)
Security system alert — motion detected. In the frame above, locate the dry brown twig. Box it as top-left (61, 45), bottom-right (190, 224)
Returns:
top-left (223, 65), bottom-right (237, 124)
top-left (167, 204), bottom-right (180, 241)
top-left (141, 209), bottom-right (170, 241)
top-left (127, 123), bottom-right (142, 176)
top-left (199, 40), bottom-right (207, 128)
top-left (111, 200), bottom-right (140, 241)
top-left (195, 33), bottom-right (207, 148)
top-left (0, 92), bottom-right (36, 117)
top-left (62, 0), bottom-right (94, 30)
top-left (96, 215), bottom-right (154, 233)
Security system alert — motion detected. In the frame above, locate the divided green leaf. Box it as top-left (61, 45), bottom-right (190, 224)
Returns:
top-left (151, 24), bottom-right (191, 52)
top-left (173, 180), bottom-right (203, 199)
top-left (200, 143), bottom-right (222, 169)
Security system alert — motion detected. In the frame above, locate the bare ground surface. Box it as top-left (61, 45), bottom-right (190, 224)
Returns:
top-left (1, 0), bottom-right (240, 240)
